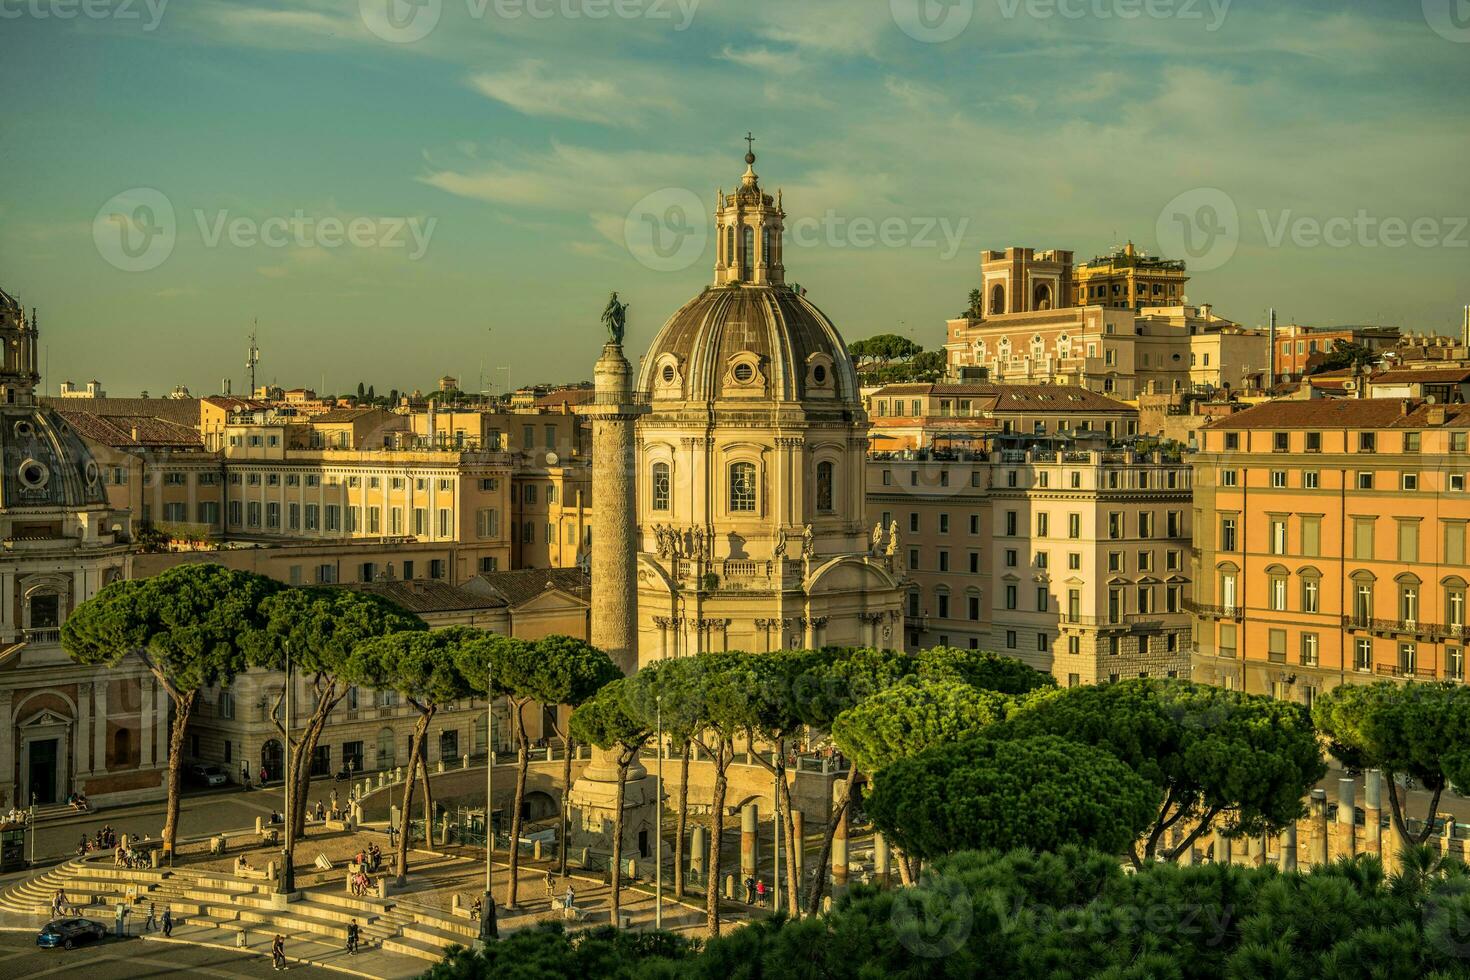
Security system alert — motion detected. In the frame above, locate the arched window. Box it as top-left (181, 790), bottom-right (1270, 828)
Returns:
top-left (1034, 282), bottom-right (1053, 310)
top-left (725, 226), bottom-right (734, 267)
top-left (1397, 573), bottom-right (1422, 625)
top-left (1351, 573), bottom-right (1375, 622)
top-left (815, 461), bottom-right (834, 513)
top-left (741, 226), bottom-right (754, 280)
top-left (989, 283), bottom-right (1005, 315)
top-left (651, 462), bottom-right (670, 511)
top-left (729, 462), bottom-right (757, 513)
top-left (1445, 577), bottom-right (1467, 628)
top-left (762, 227), bottom-right (772, 270)
top-left (1300, 571), bottom-right (1321, 613)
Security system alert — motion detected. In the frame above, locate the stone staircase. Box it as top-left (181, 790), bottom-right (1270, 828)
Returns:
top-left (0, 854), bottom-right (480, 964)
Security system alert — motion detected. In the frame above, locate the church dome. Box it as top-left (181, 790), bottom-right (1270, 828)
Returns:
top-left (639, 284), bottom-right (860, 405)
top-left (637, 147), bottom-right (860, 407)
top-left (0, 407), bottom-right (109, 511)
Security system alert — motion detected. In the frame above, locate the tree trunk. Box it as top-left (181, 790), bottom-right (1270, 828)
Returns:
top-left (807, 771), bottom-right (862, 917)
top-left (505, 700), bottom-right (530, 909)
top-left (704, 740), bottom-right (731, 937)
top-left (290, 711), bottom-right (331, 841)
top-left (558, 732), bottom-right (574, 877)
top-left (610, 756), bottom-right (628, 925)
top-left (896, 849), bottom-right (913, 887)
top-left (396, 709), bottom-right (432, 880)
top-left (161, 691), bottom-right (196, 856)
top-left (674, 745), bottom-right (689, 900)
top-left (1162, 805), bottom-right (1223, 864)
top-left (419, 747), bottom-right (434, 846)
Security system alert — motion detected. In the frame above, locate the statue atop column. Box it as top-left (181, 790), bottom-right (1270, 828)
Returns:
top-left (601, 292), bottom-right (629, 346)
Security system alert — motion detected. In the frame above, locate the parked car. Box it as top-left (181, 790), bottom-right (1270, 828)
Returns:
top-left (36, 918), bottom-right (106, 949)
top-left (187, 763), bottom-right (228, 787)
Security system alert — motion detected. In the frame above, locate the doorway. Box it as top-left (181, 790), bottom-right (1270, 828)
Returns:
top-left (27, 739), bottom-right (58, 805)
top-left (261, 739), bottom-right (284, 782)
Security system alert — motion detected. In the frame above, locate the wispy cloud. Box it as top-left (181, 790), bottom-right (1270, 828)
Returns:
top-left (468, 60), bottom-right (673, 124)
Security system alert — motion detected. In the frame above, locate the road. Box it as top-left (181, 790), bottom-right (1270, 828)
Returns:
top-left (0, 930), bottom-right (341, 978)
top-left (26, 777), bottom-right (355, 863)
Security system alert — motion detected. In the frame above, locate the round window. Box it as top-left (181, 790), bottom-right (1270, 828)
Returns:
top-left (813, 364), bottom-right (827, 384)
top-left (733, 363), bottom-right (755, 383)
top-left (18, 459), bottom-right (49, 490)
top-left (661, 364), bottom-right (676, 383)
top-left (14, 421), bottom-right (33, 438)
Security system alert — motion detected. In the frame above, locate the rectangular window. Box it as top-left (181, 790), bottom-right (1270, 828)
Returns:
top-left (1005, 511), bottom-right (1017, 536)
top-left (266, 502), bottom-right (280, 529)
top-left (1446, 522), bottom-right (1467, 566)
top-left (1398, 520), bottom-right (1420, 562)
top-left (1303, 471), bottom-right (1319, 489)
top-left (1036, 513), bottom-right (1048, 537)
top-left (1268, 629), bottom-right (1287, 663)
top-left (1221, 517), bottom-right (1238, 552)
top-left (1355, 638), bottom-right (1372, 671)
top-left (368, 506), bottom-right (381, 534)
top-left (1353, 518), bottom-right (1375, 560)
top-left (1402, 472), bottom-right (1419, 491)
top-left (1271, 471), bottom-right (1287, 488)
top-left (439, 508), bottom-right (452, 537)
top-left (1359, 432), bottom-right (1376, 453)
top-left (1358, 472), bottom-right (1374, 490)
top-left (1005, 585), bottom-right (1017, 610)
top-left (1301, 633), bottom-right (1319, 667)
top-left (1068, 513), bottom-right (1081, 538)
top-left (247, 501), bottom-right (261, 528)
top-left (390, 507), bottom-right (403, 535)
top-left (1270, 518), bottom-right (1287, 555)
top-left (1221, 469), bottom-right (1238, 487)
top-left (1035, 587), bottom-right (1048, 613)
top-left (305, 504), bottom-right (320, 531)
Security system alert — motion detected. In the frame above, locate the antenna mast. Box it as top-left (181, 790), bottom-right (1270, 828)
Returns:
top-left (247, 321), bottom-right (261, 396)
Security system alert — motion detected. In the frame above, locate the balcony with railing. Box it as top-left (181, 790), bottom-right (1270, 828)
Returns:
top-left (1342, 615), bottom-right (1463, 639)
top-left (1375, 663), bottom-right (1439, 680)
top-left (23, 627), bottom-right (61, 645)
top-left (1183, 598), bottom-right (1242, 621)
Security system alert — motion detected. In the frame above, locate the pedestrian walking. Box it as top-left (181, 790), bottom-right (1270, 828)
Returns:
top-left (743, 876), bottom-right (755, 904)
top-left (272, 934), bottom-right (286, 971)
top-left (143, 902), bottom-right (158, 933)
top-left (51, 888), bottom-right (64, 919)
top-left (346, 919), bottom-right (359, 955)
top-left (545, 868), bottom-right (555, 897)
top-left (161, 907), bottom-right (173, 937)
top-left (241, 765), bottom-right (251, 790)
top-left (259, 765), bottom-right (268, 785)
top-left (756, 879), bottom-right (767, 907)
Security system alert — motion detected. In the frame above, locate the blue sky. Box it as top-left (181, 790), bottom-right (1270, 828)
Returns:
top-left (1, 0), bottom-right (1467, 397)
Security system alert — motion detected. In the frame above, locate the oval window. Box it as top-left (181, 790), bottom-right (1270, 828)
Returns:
top-left (19, 459), bottom-right (49, 490)
top-left (733, 363), bottom-right (755, 383)
top-left (813, 365), bottom-right (827, 384)
top-left (662, 364), bottom-right (676, 383)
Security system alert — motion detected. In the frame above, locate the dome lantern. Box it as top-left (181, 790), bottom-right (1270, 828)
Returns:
top-left (714, 135), bottom-right (785, 287)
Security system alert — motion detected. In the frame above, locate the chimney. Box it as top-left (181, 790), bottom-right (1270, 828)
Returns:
top-left (1401, 399), bottom-right (1412, 417)
top-left (130, 425), bottom-right (140, 441)
top-left (1428, 405), bottom-right (1448, 426)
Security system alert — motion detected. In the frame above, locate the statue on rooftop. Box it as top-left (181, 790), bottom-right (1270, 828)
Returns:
top-left (601, 292), bottom-right (629, 346)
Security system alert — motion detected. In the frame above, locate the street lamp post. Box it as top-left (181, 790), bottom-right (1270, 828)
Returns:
top-left (479, 663), bottom-right (498, 943)
top-left (277, 641), bottom-right (296, 895)
top-left (773, 757), bottom-right (781, 915)
top-left (655, 694), bottom-right (663, 930)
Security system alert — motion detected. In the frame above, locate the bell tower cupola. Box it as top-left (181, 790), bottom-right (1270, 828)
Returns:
top-left (0, 285), bottom-right (39, 407)
top-left (713, 134), bottom-right (786, 287)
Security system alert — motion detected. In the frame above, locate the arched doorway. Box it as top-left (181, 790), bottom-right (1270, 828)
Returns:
top-left (1034, 282), bottom-right (1053, 310)
top-left (989, 283), bottom-right (1006, 315)
top-left (260, 739), bottom-right (284, 782)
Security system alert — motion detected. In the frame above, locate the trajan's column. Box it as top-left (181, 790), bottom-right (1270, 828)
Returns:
top-left (568, 294), bottom-right (656, 856)
top-left (584, 292), bottom-right (648, 674)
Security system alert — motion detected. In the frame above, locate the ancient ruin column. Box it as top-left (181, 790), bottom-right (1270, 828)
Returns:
top-left (1337, 777), bottom-right (1357, 858)
top-left (1363, 769), bottom-right (1382, 858)
top-left (874, 833), bottom-right (890, 885)
top-left (1211, 833), bottom-right (1230, 865)
top-left (585, 340), bottom-right (649, 674)
top-left (690, 826), bottom-right (706, 879)
top-left (1310, 788), bottom-right (1329, 866)
top-left (1279, 824), bottom-right (1298, 871)
top-left (791, 809), bottom-right (804, 881)
top-left (1246, 835), bottom-right (1265, 868)
top-left (832, 806), bottom-right (849, 895)
top-left (741, 803), bottom-right (759, 882)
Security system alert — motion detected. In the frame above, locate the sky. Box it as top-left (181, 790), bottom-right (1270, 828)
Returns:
top-left (1, 0), bottom-right (1467, 398)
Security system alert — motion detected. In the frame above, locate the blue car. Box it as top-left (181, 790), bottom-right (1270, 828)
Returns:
top-left (36, 917), bottom-right (106, 950)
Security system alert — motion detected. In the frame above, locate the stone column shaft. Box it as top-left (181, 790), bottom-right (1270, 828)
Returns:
top-left (1337, 776), bottom-right (1357, 857)
top-left (1310, 788), bottom-right (1329, 867)
top-left (832, 805), bottom-right (849, 892)
top-left (740, 803), bottom-right (759, 881)
top-left (1280, 824), bottom-right (1298, 871)
top-left (1363, 769), bottom-right (1382, 857)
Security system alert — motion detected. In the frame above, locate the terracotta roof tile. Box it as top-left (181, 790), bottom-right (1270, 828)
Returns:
top-left (1202, 398), bottom-right (1470, 430)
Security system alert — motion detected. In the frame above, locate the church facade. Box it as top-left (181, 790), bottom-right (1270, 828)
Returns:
top-left (630, 149), bottom-right (904, 663)
top-left (0, 284), bottom-right (166, 811)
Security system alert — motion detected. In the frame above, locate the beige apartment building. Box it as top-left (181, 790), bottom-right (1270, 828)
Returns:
top-left (867, 439), bottom-right (1193, 686)
top-left (945, 245), bottom-right (1270, 398)
top-left (1189, 399), bottom-right (1470, 704)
